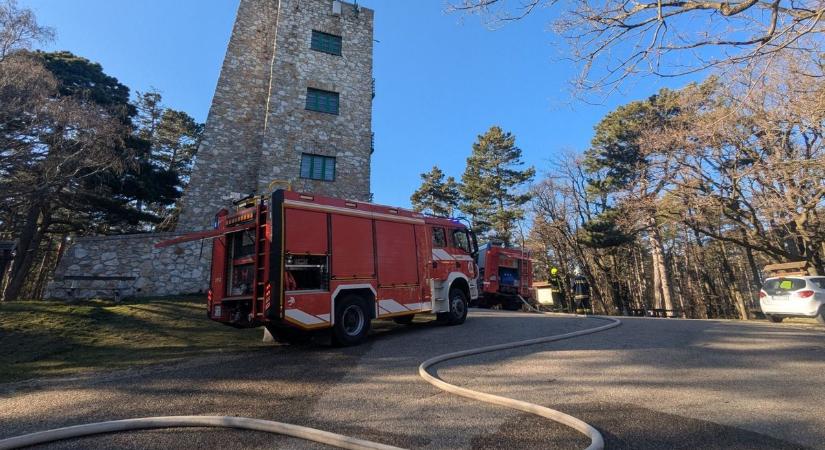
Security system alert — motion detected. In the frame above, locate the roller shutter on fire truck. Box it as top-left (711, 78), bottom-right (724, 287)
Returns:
top-left (330, 215), bottom-right (374, 279)
top-left (285, 209), bottom-right (327, 255)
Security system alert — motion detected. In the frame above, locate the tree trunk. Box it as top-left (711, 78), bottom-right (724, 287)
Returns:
top-left (31, 237), bottom-right (54, 300)
top-left (690, 227), bottom-right (724, 318)
top-left (735, 250), bottom-right (757, 309)
top-left (2, 202), bottom-right (48, 302)
top-left (719, 240), bottom-right (749, 320)
top-left (671, 248), bottom-right (687, 317)
top-left (651, 246), bottom-right (663, 309)
top-left (683, 230), bottom-right (709, 319)
top-left (0, 258), bottom-right (10, 297)
top-left (580, 256), bottom-right (608, 314)
top-left (739, 229), bottom-right (763, 290)
top-left (633, 247), bottom-right (649, 310)
top-left (648, 218), bottom-right (675, 312)
top-left (608, 253), bottom-right (625, 314)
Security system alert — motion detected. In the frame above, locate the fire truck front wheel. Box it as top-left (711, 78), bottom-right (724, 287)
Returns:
top-left (439, 288), bottom-right (469, 326)
top-left (332, 295), bottom-right (372, 346)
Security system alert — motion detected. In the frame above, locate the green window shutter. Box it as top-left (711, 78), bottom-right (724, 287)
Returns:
top-left (311, 30), bottom-right (342, 56)
top-left (312, 156), bottom-right (324, 180)
top-left (323, 158), bottom-right (335, 181)
top-left (300, 154), bottom-right (336, 182)
top-left (300, 154), bottom-right (312, 178)
top-left (306, 88), bottom-right (339, 115)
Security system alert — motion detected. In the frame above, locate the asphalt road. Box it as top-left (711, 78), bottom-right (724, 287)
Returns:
top-left (1, 310), bottom-right (824, 449)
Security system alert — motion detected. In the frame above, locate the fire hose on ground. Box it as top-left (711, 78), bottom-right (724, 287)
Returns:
top-left (0, 314), bottom-right (621, 450)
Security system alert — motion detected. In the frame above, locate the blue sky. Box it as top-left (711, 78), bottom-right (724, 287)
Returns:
top-left (22, 0), bottom-right (689, 207)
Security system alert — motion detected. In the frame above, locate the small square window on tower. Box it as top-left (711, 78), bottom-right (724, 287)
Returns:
top-left (305, 88), bottom-right (340, 115)
top-left (300, 154), bottom-right (336, 182)
top-left (311, 30), bottom-right (342, 56)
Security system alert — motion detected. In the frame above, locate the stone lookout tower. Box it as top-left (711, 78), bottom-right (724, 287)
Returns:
top-left (45, 0), bottom-right (375, 299)
top-left (180, 0), bottom-right (375, 230)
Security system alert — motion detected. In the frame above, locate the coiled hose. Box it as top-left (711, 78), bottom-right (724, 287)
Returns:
top-left (419, 314), bottom-right (621, 450)
top-left (0, 314), bottom-right (620, 450)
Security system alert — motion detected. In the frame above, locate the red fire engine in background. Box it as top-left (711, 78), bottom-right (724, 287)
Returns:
top-left (473, 242), bottom-right (533, 310)
top-left (159, 190), bottom-right (480, 345)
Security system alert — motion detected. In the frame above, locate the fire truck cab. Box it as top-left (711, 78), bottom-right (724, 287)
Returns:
top-left (474, 242), bottom-right (533, 311)
top-left (161, 190), bottom-right (479, 346)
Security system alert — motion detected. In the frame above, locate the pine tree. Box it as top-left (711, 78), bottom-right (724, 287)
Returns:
top-left (1, 51), bottom-right (196, 301)
top-left (154, 109), bottom-right (202, 180)
top-left (133, 91), bottom-right (203, 228)
top-left (460, 126), bottom-right (535, 244)
top-left (410, 166), bottom-right (460, 217)
top-left (38, 51), bottom-right (183, 232)
top-left (135, 91), bottom-right (202, 178)
top-left (582, 90), bottom-right (682, 311)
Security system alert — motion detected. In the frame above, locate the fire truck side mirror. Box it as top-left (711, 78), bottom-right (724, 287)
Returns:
top-left (469, 230), bottom-right (479, 258)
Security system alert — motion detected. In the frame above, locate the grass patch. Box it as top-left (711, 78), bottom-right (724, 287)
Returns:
top-left (0, 297), bottom-right (264, 384)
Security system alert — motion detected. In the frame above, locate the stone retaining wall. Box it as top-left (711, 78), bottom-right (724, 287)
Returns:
top-left (45, 233), bottom-right (211, 300)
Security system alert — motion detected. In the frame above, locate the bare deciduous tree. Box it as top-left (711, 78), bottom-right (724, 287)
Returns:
top-left (528, 58), bottom-right (824, 319)
top-left (0, 0), bottom-right (53, 62)
top-left (658, 62), bottom-right (825, 270)
top-left (450, 0), bottom-right (825, 97)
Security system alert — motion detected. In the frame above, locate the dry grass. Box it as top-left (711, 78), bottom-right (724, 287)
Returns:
top-left (0, 297), bottom-right (263, 384)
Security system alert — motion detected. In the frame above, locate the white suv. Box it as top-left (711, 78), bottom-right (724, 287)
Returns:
top-left (759, 276), bottom-right (825, 325)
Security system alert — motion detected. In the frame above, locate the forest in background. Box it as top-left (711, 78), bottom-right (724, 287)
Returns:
top-left (417, 0), bottom-right (825, 319)
top-left (527, 65), bottom-right (824, 319)
top-left (414, 61), bottom-right (824, 319)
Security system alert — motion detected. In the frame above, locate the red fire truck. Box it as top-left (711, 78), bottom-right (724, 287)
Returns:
top-left (158, 190), bottom-right (479, 346)
top-left (473, 243), bottom-right (533, 310)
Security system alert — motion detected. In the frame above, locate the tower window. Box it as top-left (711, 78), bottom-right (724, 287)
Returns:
top-left (300, 154), bottom-right (336, 182)
top-left (306, 88), bottom-right (340, 115)
top-left (311, 30), bottom-right (342, 56)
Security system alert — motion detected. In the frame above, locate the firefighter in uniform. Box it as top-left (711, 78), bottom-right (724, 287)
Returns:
top-left (573, 267), bottom-right (592, 315)
top-left (549, 267), bottom-right (567, 312)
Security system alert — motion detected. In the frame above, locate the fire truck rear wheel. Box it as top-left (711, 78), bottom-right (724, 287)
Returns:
top-left (439, 288), bottom-right (468, 326)
top-left (332, 295), bottom-right (371, 346)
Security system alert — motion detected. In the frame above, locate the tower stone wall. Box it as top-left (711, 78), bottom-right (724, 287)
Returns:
top-left (180, 0), bottom-right (374, 231)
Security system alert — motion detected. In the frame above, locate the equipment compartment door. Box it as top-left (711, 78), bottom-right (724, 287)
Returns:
top-left (331, 215), bottom-right (375, 280)
top-left (375, 221), bottom-right (420, 308)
